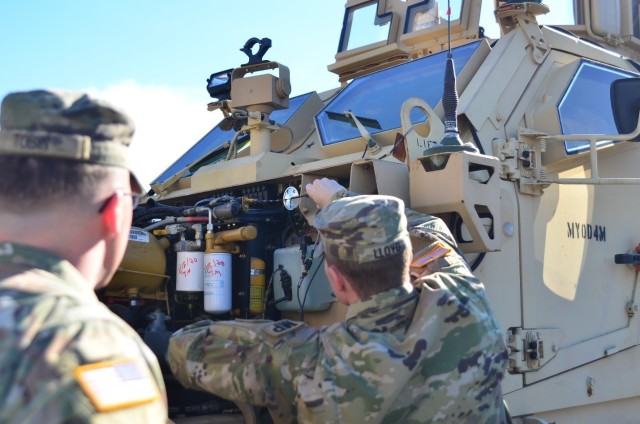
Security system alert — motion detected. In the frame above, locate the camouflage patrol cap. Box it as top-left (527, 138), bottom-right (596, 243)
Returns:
top-left (0, 89), bottom-right (143, 192)
top-left (314, 195), bottom-right (410, 263)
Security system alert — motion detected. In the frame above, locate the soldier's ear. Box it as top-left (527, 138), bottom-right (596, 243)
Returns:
top-left (325, 263), bottom-right (340, 286)
top-left (325, 262), bottom-right (358, 305)
top-left (100, 192), bottom-right (126, 237)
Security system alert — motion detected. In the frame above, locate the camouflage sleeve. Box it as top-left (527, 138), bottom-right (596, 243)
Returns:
top-left (402, 208), bottom-right (502, 317)
top-left (0, 306), bottom-right (167, 423)
top-left (168, 318), bottom-right (321, 419)
top-left (404, 207), bottom-right (458, 250)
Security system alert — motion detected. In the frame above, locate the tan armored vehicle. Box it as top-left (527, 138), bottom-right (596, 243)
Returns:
top-left (104, 1), bottom-right (640, 422)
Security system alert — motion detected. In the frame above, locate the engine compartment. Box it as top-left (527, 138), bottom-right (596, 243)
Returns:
top-left (102, 182), bottom-right (339, 419)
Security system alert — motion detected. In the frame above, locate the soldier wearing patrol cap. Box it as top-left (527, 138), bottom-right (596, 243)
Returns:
top-left (0, 90), bottom-right (168, 422)
top-left (168, 177), bottom-right (508, 424)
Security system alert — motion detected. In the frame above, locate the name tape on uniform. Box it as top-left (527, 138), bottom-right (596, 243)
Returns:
top-left (411, 242), bottom-right (451, 268)
top-left (74, 359), bottom-right (159, 412)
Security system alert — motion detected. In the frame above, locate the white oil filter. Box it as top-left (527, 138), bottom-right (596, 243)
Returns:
top-left (176, 251), bottom-right (204, 292)
top-left (204, 252), bottom-right (232, 313)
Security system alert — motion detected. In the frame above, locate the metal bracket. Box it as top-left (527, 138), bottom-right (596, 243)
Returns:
top-left (344, 110), bottom-right (382, 156)
top-left (401, 97), bottom-right (445, 162)
top-left (517, 9), bottom-right (551, 64)
top-left (493, 127), bottom-right (550, 195)
top-left (494, 117), bottom-right (640, 193)
top-left (539, 114), bottom-right (640, 186)
top-left (495, 2), bottom-right (551, 63)
top-left (507, 328), bottom-right (563, 374)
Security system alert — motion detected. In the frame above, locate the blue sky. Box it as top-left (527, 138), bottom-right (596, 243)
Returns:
top-left (0, 1), bottom-right (567, 187)
top-left (0, 1), bottom-right (347, 187)
top-left (0, 1), bottom-right (344, 98)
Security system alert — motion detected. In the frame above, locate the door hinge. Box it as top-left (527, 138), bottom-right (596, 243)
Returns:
top-left (507, 328), bottom-right (563, 374)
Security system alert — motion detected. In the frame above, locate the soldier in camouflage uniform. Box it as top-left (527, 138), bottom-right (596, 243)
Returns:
top-left (0, 90), bottom-right (168, 423)
top-left (168, 178), bottom-right (508, 424)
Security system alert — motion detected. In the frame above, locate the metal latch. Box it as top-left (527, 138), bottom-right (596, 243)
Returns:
top-left (507, 328), bottom-right (563, 373)
top-left (493, 128), bottom-right (550, 196)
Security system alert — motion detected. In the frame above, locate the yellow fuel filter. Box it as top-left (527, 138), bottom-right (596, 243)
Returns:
top-left (107, 227), bottom-right (169, 295)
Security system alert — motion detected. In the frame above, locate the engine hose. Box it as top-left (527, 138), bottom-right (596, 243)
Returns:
top-left (142, 198), bottom-right (188, 212)
top-left (143, 216), bottom-right (209, 232)
top-left (133, 206), bottom-right (192, 222)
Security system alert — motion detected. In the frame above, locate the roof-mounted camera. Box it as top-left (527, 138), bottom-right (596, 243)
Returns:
top-left (205, 38), bottom-right (292, 156)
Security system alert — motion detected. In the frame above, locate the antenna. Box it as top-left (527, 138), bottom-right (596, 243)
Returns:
top-left (442, 0), bottom-right (460, 146)
top-left (422, 0), bottom-right (478, 170)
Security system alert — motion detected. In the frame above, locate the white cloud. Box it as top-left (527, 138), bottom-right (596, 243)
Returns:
top-left (89, 80), bottom-right (220, 190)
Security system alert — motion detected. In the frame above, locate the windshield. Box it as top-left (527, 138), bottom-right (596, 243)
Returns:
top-left (316, 40), bottom-right (481, 146)
top-left (152, 92), bottom-right (313, 185)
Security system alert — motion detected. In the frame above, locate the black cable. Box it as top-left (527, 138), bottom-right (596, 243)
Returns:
top-left (297, 255), bottom-right (314, 321)
top-left (296, 237), bottom-right (320, 321)
top-left (271, 266), bottom-right (292, 306)
top-left (296, 274), bottom-right (306, 322)
top-left (300, 254), bottom-right (325, 321)
top-left (469, 122), bottom-right (485, 155)
top-left (470, 252), bottom-right (486, 272)
top-left (296, 239), bottom-right (308, 319)
top-left (280, 269), bottom-right (293, 301)
top-left (452, 212), bottom-right (494, 271)
top-left (287, 209), bottom-right (304, 238)
top-left (261, 266), bottom-right (282, 319)
top-left (132, 206), bottom-right (191, 226)
top-left (360, 140), bottom-right (368, 159)
top-left (263, 264), bottom-right (293, 314)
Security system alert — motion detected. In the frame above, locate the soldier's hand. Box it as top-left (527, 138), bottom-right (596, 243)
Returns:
top-left (306, 178), bottom-right (346, 209)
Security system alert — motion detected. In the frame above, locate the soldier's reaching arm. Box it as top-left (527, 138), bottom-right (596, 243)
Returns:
top-left (167, 318), bottom-right (321, 422)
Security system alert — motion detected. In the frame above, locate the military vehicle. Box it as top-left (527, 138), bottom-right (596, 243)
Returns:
top-left (102, 0), bottom-right (640, 422)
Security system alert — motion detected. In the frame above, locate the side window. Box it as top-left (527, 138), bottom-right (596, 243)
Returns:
top-left (338, 1), bottom-right (392, 53)
top-left (558, 61), bottom-right (634, 154)
top-left (405, 0), bottom-right (463, 33)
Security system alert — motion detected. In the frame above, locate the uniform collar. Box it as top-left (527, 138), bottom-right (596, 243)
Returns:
top-left (345, 281), bottom-right (418, 329)
top-left (0, 242), bottom-right (94, 296)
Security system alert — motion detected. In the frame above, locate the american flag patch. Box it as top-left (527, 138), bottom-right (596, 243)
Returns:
top-left (411, 242), bottom-right (451, 268)
top-left (74, 359), bottom-right (159, 412)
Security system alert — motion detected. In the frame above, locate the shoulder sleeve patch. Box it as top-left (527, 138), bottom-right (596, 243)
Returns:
top-left (411, 242), bottom-right (452, 268)
top-left (74, 359), bottom-right (160, 412)
top-left (261, 319), bottom-right (304, 338)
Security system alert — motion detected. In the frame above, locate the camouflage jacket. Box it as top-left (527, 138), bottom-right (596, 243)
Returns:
top-left (168, 213), bottom-right (508, 424)
top-left (0, 242), bottom-right (168, 423)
